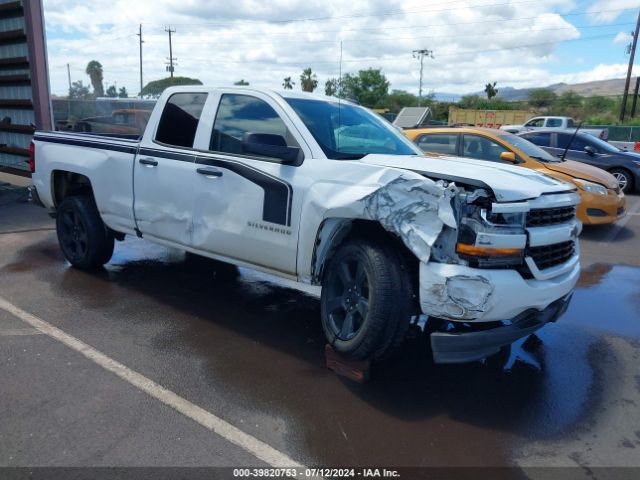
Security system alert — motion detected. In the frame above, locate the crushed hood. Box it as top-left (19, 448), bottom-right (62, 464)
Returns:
top-left (543, 159), bottom-right (618, 190)
top-left (359, 154), bottom-right (575, 202)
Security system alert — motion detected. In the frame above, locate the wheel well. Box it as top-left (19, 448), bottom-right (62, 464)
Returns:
top-left (314, 219), bottom-right (420, 303)
top-left (52, 170), bottom-right (95, 207)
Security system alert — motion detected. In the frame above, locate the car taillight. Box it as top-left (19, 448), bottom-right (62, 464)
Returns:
top-left (29, 141), bottom-right (35, 173)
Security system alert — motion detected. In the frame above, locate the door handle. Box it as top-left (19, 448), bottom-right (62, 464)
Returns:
top-left (139, 158), bottom-right (158, 167)
top-left (197, 167), bottom-right (223, 177)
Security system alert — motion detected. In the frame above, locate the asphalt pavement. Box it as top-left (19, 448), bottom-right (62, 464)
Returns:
top-left (1, 174), bottom-right (639, 479)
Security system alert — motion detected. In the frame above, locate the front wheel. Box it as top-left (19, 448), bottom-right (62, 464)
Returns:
top-left (56, 195), bottom-right (114, 270)
top-left (320, 239), bottom-right (412, 361)
top-left (610, 168), bottom-right (633, 193)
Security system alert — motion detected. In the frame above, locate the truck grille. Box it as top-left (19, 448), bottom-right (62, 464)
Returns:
top-left (526, 207), bottom-right (575, 227)
top-left (527, 240), bottom-right (575, 270)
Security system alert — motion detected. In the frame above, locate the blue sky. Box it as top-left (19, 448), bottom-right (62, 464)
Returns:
top-left (42, 0), bottom-right (640, 97)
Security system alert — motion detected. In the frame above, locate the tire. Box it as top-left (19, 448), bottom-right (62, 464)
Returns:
top-left (56, 195), bottom-right (114, 270)
top-left (610, 168), bottom-right (634, 194)
top-left (320, 239), bottom-right (413, 361)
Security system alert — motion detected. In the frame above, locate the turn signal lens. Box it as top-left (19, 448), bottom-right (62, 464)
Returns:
top-left (28, 141), bottom-right (35, 173)
top-left (456, 243), bottom-right (522, 257)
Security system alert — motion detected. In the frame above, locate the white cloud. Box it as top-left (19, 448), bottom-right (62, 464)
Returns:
top-left (587, 0), bottom-right (640, 24)
top-left (613, 30), bottom-right (632, 44)
top-left (40, 0), bottom-right (623, 97)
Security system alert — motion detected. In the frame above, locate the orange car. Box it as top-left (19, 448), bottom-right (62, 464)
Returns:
top-left (405, 127), bottom-right (626, 225)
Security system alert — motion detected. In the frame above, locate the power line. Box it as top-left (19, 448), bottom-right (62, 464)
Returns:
top-left (170, 22), bottom-right (634, 47)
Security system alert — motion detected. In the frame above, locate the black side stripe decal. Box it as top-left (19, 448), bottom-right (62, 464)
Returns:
top-left (34, 135), bottom-right (138, 154)
top-left (196, 156), bottom-right (292, 227)
top-left (34, 135), bottom-right (293, 227)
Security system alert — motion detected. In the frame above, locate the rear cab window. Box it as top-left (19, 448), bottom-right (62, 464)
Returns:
top-left (155, 92), bottom-right (208, 148)
top-left (416, 133), bottom-right (458, 155)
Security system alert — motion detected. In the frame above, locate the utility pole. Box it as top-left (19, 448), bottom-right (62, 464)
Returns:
top-left (632, 77), bottom-right (640, 118)
top-left (620, 10), bottom-right (640, 122)
top-left (66, 63), bottom-right (71, 92)
top-left (137, 24), bottom-right (144, 96)
top-left (412, 49), bottom-right (434, 107)
top-left (165, 26), bottom-right (176, 78)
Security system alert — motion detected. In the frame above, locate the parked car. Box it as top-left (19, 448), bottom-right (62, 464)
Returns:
top-left (405, 127), bottom-right (625, 225)
top-left (30, 87), bottom-right (581, 365)
top-left (500, 116), bottom-right (608, 140)
top-left (56, 109), bottom-right (151, 136)
top-left (518, 129), bottom-right (640, 194)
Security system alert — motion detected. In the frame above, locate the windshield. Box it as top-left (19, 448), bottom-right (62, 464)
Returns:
top-left (285, 98), bottom-right (421, 159)
top-left (499, 132), bottom-right (559, 162)
top-left (579, 133), bottom-right (621, 153)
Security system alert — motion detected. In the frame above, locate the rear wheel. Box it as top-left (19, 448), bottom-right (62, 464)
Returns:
top-left (320, 239), bottom-right (412, 361)
top-left (610, 168), bottom-right (633, 193)
top-left (56, 195), bottom-right (114, 270)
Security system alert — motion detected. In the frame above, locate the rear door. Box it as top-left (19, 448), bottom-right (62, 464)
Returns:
top-left (414, 133), bottom-right (459, 155)
top-left (134, 92), bottom-right (208, 245)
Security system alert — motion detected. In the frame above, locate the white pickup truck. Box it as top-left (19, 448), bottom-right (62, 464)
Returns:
top-left (30, 87), bottom-right (581, 364)
top-left (500, 116), bottom-right (608, 140)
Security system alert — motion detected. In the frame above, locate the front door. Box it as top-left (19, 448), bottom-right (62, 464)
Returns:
top-left (189, 92), bottom-right (306, 275)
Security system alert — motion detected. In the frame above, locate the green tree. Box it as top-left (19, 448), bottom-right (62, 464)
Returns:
top-left (458, 94), bottom-right (483, 109)
top-left (556, 90), bottom-right (583, 115)
top-left (118, 87), bottom-right (129, 98)
top-left (282, 77), bottom-right (295, 90)
top-left (339, 68), bottom-right (390, 108)
top-left (484, 82), bottom-right (498, 100)
top-left (105, 85), bottom-right (117, 98)
top-left (384, 89), bottom-right (418, 113)
top-left (528, 88), bottom-right (557, 109)
top-left (325, 78), bottom-right (337, 96)
top-left (300, 68), bottom-right (318, 92)
top-left (85, 60), bottom-right (104, 97)
top-left (68, 80), bottom-right (92, 100)
top-left (234, 79), bottom-right (249, 86)
top-left (140, 76), bottom-right (203, 98)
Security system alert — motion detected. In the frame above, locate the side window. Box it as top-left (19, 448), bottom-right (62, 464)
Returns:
top-left (462, 135), bottom-right (510, 162)
top-left (155, 93), bottom-right (208, 148)
top-left (522, 132), bottom-right (551, 147)
top-left (566, 119), bottom-right (575, 128)
top-left (557, 133), bottom-right (590, 152)
top-left (416, 134), bottom-right (458, 155)
top-left (525, 118), bottom-right (544, 127)
top-left (546, 118), bottom-right (562, 127)
top-left (210, 94), bottom-right (296, 156)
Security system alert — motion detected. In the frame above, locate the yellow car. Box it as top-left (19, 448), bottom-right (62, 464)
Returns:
top-left (405, 127), bottom-right (626, 225)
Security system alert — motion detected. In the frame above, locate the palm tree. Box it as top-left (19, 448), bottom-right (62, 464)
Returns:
top-left (85, 60), bottom-right (104, 97)
top-left (484, 81), bottom-right (498, 100)
top-left (325, 78), bottom-right (337, 96)
top-left (300, 68), bottom-right (318, 92)
top-left (282, 76), bottom-right (295, 90)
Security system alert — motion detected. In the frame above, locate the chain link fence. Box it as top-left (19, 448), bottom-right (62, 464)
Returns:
top-left (585, 125), bottom-right (640, 142)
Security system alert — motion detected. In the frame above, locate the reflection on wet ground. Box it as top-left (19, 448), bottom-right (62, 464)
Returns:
top-left (3, 236), bottom-right (640, 467)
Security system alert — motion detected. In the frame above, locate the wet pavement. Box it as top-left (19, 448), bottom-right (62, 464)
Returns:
top-left (1, 185), bottom-right (640, 473)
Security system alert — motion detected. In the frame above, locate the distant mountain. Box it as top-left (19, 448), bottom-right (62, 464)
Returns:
top-left (467, 77), bottom-right (631, 101)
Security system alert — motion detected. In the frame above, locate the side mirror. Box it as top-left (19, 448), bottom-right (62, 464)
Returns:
top-left (584, 145), bottom-right (596, 156)
top-left (242, 133), bottom-right (299, 163)
top-left (499, 151), bottom-right (517, 163)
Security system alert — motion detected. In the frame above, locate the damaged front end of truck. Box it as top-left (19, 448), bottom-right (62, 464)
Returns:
top-left (309, 170), bottom-right (581, 364)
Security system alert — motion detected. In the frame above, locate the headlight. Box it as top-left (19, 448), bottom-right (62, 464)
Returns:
top-left (456, 205), bottom-right (526, 268)
top-left (574, 179), bottom-right (607, 196)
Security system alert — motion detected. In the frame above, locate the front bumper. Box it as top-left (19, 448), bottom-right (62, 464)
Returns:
top-left (430, 293), bottom-right (572, 364)
top-left (419, 255), bottom-right (580, 322)
top-left (577, 189), bottom-right (626, 225)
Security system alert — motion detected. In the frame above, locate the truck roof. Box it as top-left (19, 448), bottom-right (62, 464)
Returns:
top-left (161, 85), bottom-right (356, 105)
